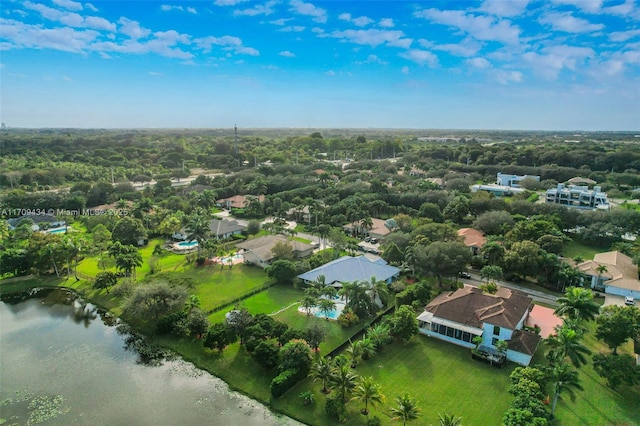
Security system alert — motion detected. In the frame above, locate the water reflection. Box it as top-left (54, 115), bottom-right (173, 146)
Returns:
top-left (0, 288), bottom-right (300, 426)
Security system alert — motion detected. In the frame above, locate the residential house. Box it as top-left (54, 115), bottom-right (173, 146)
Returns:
top-left (545, 183), bottom-right (609, 210)
top-left (298, 255), bottom-right (400, 288)
top-left (216, 194), bottom-right (265, 210)
top-left (457, 228), bottom-right (487, 255)
top-left (343, 218), bottom-right (393, 240)
top-left (236, 235), bottom-right (314, 268)
top-left (470, 184), bottom-right (527, 196)
top-left (7, 214), bottom-right (65, 231)
top-left (577, 251), bottom-right (640, 299)
top-left (417, 285), bottom-right (541, 366)
top-left (209, 219), bottom-right (246, 239)
top-left (496, 172), bottom-right (540, 188)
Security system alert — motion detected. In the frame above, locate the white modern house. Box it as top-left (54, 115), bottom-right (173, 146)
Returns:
top-left (545, 183), bottom-right (610, 210)
top-left (496, 172), bottom-right (540, 188)
top-left (417, 285), bottom-right (541, 366)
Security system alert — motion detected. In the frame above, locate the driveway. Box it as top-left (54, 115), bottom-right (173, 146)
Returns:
top-left (603, 293), bottom-right (629, 307)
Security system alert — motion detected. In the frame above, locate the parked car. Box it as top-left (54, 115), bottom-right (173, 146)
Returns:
top-left (624, 296), bottom-right (635, 306)
top-left (459, 272), bottom-right (472, 279)
top-left (364, 236), bottom-right (372, 242)
top-left (370, 238), bottom-right (378, 244)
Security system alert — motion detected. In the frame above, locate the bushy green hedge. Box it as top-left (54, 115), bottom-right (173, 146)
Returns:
top-left (270, 368), bottom-right (298, 398)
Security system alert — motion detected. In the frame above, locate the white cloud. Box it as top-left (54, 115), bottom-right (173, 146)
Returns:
top-left (338, 13), bottom-right (351, 21)
top-left (234, 1), bottom-right (277, 17)
top-left (279, 50), bottom-right (295, 57)
top-left (195, 35), bottom-right (259, 56)
top-left (522, 45), bottom-right (594, 79)
top-left (401, 65), bottom-right (410, 74)
top-left (85, 3), bottom-right (98, 12)
top-left (311, 27), bottom-right (324, 34)
top-left (325, 70), bottom-right (336, 76)
top-left (467, 57), bottom-right (491, 69)
top-left (278, 26), bottom-right (305, 32)
top-left (414, 8), bottom-right (521, 45)
top-left (551, 0), bottom-right (603, 13)
top-left (602, 0), bottom-right (637, 17)
top-left (52, 0), bottom-right (83, 11)
top-left (358, 54), bottom-right (387, 65)
top-left (480, 0), bottom-right (529, 17)
top-left (352, 16), bottom-right (374, 27)
top-left (187, 7), bottom-right (197, 14)
top-left (118, 17), bottom-right (151, 39)
top-left (399, 49), bottom-right (438, 67)
top-left (161, 5), bottom-right (197, 14)
top-left (215, 0), bottom-right (249, 5)
top-left (539, 12), bottom-right (604, 33)
top-left (84, 16), bottom-right (116, 32)
top-left (289, 0), bottom-right (327, 24)
top-left (609, 29), bottom-right (640, 42)
top-left (0, 18), bottom-right (99, 52)
top-left (148, 71), bottom-right (163, 76)
top-left (270, 18), bottom-right (292, 26)
top-left (379, 18), bottom-right (394, 28)
top-left (492, 69), bottom-right (522, 84)
top-left (330, 28), bottom-right (412, 48)
top-left (433, 37), bottom-right (482, 57)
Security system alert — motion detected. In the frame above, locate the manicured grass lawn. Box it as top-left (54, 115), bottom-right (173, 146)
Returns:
top-left (561, 238), bottom-right (608, 261)
top-left (276, 336), bottom-right (516, 426)
top-left (208, 283), bottom-right (304, 324)
top-left (186, 264), bottom-right (271, 311)
top-left (273, 305), bottom-right (363, 354)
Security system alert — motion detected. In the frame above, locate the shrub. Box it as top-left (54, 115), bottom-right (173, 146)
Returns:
top-left (270, 369), bottom-right (298, 398)
top-left (337, 308), bottom-right (360, 328)
top-left (299, 390), bottom-right (315, 406)
top-left (155, 311), bottom-right (187, 335)
top-left (325, 395), bottom-right (347, 423)
top-left (253, 339), bottom-right (280, 369)
top-left (366, 416), bottom-right (382, 426)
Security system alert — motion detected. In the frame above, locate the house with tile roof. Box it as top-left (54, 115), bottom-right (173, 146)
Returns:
top-left (343, 218), bottom-right (393, 240)
top-left (457, 228), bottom-right (487, 255)
top-left (216, 194), bottom-right (265, 210)
top-left (236, 235), bottom-right (314, 268)
top-left (577, 251), bottom-right (640, 299)
top-left (417, 285), bottom-right (541, 366)
top-left (298, 255), bottom-right (400, 288)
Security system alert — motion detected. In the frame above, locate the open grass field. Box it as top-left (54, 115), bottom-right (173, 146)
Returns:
top-left (561, 238), bottom-right (609, 261)
top-left (275, 336), bottom-right (516, 426)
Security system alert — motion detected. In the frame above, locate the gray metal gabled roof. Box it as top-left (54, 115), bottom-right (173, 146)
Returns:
top-left (298, 255), bottom-right (400, 285)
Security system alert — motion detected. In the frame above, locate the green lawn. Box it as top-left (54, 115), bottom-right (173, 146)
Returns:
top-left (561, 238), bottom-right (608, 261)
top-left (207, 283), bottom-right (304, 323)
top-left (275, 336), bottom-right (516, 426)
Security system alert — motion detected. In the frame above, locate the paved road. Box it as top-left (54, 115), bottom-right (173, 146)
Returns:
top-left (460, 272), bottom-right (560, 306)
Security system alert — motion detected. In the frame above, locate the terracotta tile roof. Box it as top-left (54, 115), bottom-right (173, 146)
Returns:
top-left (424, 285), bottom-right (533, 330)
top-left (457, 228), bottom-right (487, 249)
top-left (217, 194), bottom-right (265, 209)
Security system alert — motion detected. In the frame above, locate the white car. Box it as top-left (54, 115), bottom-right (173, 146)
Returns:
top-left (624, 296), bottom-right (635, 306)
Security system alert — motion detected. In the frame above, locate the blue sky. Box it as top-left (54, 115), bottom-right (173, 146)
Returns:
top-left (1, 0), bottom-right (639, 130)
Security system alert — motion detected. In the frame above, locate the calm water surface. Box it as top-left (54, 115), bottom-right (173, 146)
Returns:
top-left (0, 289), bottom-right (302, 426)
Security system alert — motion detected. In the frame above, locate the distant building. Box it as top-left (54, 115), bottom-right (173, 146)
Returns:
top-left (236, 235), bottom-right (314, 268)
top-left (471, 184), bottom-right (526, 196)
top-left (458, 228), bottom-right (487, 255)
top-left (496, 172), bottom-right (540, 188)
top-left (545, 183), bottom-right (609, 210)
top-left (216, 194), bottom-right (265, 210)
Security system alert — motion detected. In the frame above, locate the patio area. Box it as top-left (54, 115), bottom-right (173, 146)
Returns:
top-left (526, 304), bottom-right (564, 338)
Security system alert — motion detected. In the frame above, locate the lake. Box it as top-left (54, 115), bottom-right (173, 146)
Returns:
top-left (0, 288), bottom-right (302, 426)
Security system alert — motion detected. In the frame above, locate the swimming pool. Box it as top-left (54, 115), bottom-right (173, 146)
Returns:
top-left (46, 227), bottom-right (68, 234)
top-left (298, 301), bottom-right (346, 320)
top-left (178, 240), bottom-right (198, 248)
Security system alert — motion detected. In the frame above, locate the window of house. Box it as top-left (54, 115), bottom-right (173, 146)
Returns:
top-left (493, 325), bottom-right (500, 336)
top-left (492, 337), bottom-right (498, 346)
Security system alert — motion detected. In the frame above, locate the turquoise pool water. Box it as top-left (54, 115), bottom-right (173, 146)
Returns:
top-left (178, 240), bottom-right (198, 247)
top-left (47, 227), bottom-right (67, 234)
top-left (299, 302), bottom-right (346, 320)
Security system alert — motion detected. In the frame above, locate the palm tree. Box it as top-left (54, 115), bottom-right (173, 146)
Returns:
top-left (339, 281), bottom-right (357, 305)
top-left (595, 264), bottom-right (609, 288)
top-left (359, 336), bottom-right (377, 360)
top-left (547, 360), bottom-right (583, 417)
top-left (115, 245), bottom-right (143, 280)
top-left (310, 356), bottom-right (333, 394)
top-left (351, 376), bottom-right (385, 415)
top-left (359, 216), bottom-right (373, 238)
top-left (390, 393), bottom-right (421, 426)
top-left (186, 295), bottom-right (201, 315)
top-left (545, 324), bottom-right (591, 368)
top-left (330, 363), bottom-right (358, 402)
top-left (368, 276), bottom-right (390, 309)
top-left (346, 340), bottom-right (364, 368)
top-left (186, 213), bottom-right (210, 254)
top-left (439, 413), bottom-right (463, 426)
top-left (301, 295), bottom-right (318, 316)
top-left (367, 324), bottom-right (391, 350)
top-left (318, 298), bottom-right (336, 320)
top-left (554, 287), bottom-right (600, 323)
